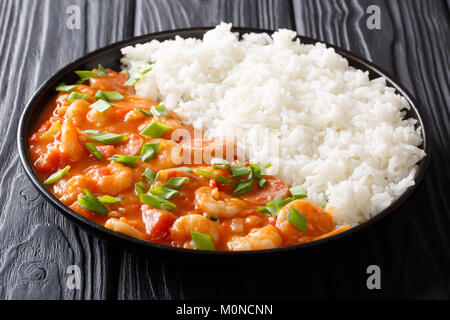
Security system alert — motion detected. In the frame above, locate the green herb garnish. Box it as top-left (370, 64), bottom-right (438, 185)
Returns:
top-left (287, 206), bottom-right (307, 232)
top-left (149, 186), bottom-right (179, 200)
top-left (67, 92), bottom-right (88, 103)
top-left (43, 166), bottom-right (70, 185)
top-left (77, 189), bottom-right (108, 215)
top-left (140, 142), bottom-right (160, 162)
top-left (190, 231), bottom-right (215, 251)
top-left (139, 193), bottom-right (177, 211)
top-left (140, 121), bottom-right (171, 138)
top-left (108, 154), bottom-right (140, 167)
top-left (85, 142), bottom-right (104, 161)
top-left (83, 130), bottom-right (128, 144)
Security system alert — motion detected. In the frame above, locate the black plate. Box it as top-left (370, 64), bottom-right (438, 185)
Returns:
top-left (17, 27), bottom-right (431, 256)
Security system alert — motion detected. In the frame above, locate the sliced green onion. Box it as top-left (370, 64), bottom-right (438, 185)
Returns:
top-left (142, 168), bottom-right (156, 184)
top-left (135, 181), bottom-right (148, 195)
top-left (140, 142), bottom-right (160, 162)
top-left (139, 193), bottom-right (177, 211)
top-left (75, 64), bottom-right (106, 83)
top-left (125, 63), bottom-right (152, 86)
top-left (99, 195), bottom-right (122, 204)
top-left (249, 163), bottom-right (271, 179)
top-left (149, 186), bottom-right (179, 200)
top-left (56, 83), bottom-right (78, 92)
top-left (258, 178), bottom-right (267, 188)
top-left (196, 169), bottom-right (235, 184)
top-left (204, 214), bottom-right (220, 223)
top-left (151, 104), bottom-right (169, 117)
top-left (190, 231), bottom-right (215, 251)
top-left (164, 167), bottom-right (193, 173)
top-left (135, 107), bottom-right (152, 117)
top-left (43, 165), bottom-right (70, 185)
top-left (85, 142), bottom-right (104, 161)
top-left (83, 130), bottom-right (128, 144)
top-left (94, 90), bottom-right (124, 101)
top-left (318, 203), bottom-right (326, 209)
top-left (211, 158), bottom-right (229, 170)
top-left (77, 189), bottom-right (108, 215)
top-left (233, 179), bottom-right (254, 196)
top-left (108, 154), bottom-right (140, 167)
top-left (289, 186), bottom-right (307, 199)
top-left (140, 121), bottom-right (171, 138)
top-left (90, 99), bottom-right (113, 113)
top-left (165, 177), bottom-right (189, 189)
top-left (288, 206), bottom-right (307, 232)
top-left (256, 196), bottom-right (293, 217)
top-left (229, 164), bottom-right (251, 178)
top-left (67, 92), bottom-right (88, 102)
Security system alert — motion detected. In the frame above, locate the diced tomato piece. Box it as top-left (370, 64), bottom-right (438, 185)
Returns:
top-left (141, 205), bottom-right (177, 240)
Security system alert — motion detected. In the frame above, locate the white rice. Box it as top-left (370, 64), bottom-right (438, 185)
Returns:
top-left (120, 23), bottom-right (426, 225)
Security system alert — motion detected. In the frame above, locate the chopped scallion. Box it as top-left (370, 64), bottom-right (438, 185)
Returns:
top-left (75, 64), bottom-right (106, 83)
top-left (287, 206), bottom-right (307, 232)
top-left (43, 165), bottom-right (70, 185)
top-left (140, 121), bottom-right (171, 138)
top-left (258, 178), bottom-right (267, 188)
top-left (190, 231), bottom-right (215, 251)
top-left (85, 142), bottom-right (104, 161)
top-left (139, 193), bottom-right (177, 211)
top-left (83, 130), bottom-right (128, 144)
top-left (233, 179), bottom-right (254, 196)
top-left (90, 99), bottom-right (113, 113)
top-left (229, 164), bottom-right (251, 177)
top-left (95, 90), bottom-right (124, 101)
top-left (67, 92), bottom-right (88, 102)
top-left (211, 158), bottom-right (229, 170)
top-left (125, 63), bottom-right (152, 86)
top-left (140, 142), bottom-right (160, 162)
top-left (77, 189), bottom-right (108, 215)
top-left (149, 186), bottom-right (179, 200)
top-left (165, 177), bottom-right (189, 189)
top-left (135, 107), bottom-right (152, 116)
top-left (151, 105), bottom-right (169, 117)
top-left (108, 154), bottom-right (140, 167)
top-left (289, 186), bottom-right (307, 199)
top-left (196, 169), bottom-right (235, 184)
top-left (99, 195), bottom-right (122, 204)
top-left (55, 83), bottom-right (78, 92)
top-left (135, 181), bottom-right (148, 195)
top-left (142, 168), bottom-right (156, 184)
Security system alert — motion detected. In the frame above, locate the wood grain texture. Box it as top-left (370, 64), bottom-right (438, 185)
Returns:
top-left (0, 0), bottom-right (448, 300)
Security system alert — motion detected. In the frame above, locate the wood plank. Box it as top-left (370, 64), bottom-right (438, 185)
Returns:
top-left (0, 0), bottom-right (134, 299)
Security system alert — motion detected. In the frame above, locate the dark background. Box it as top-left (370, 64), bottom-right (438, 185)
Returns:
top-left (0, 0), bottom-right (448, 300)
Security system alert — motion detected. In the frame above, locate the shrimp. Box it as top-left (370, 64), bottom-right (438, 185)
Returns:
top-left (60, 119), bottom-right (85, 162)
top-left (86, 108), bottom-right (117, 127)
top-left (64, 99), bottom-right (90, 127)
top-left (276, 199), bottom-right (335, 245)
top-left (105, 218), bottom-right (145, 240)
top-left (142, 138), bottom-right (183, 172)
top-left (170, 214), bottom-right (221, 246)
top-left (227, 225), bottom-right (282, 251)
top-left (195, 186), bottom-right (247, 218)
top-left (86, 162), bottom-right (134, 195)
top-left (54, 175), bottom-right (97, 205)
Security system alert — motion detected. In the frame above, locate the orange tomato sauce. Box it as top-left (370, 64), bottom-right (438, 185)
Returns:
top-left (28, 68), bottom-right (346, 251)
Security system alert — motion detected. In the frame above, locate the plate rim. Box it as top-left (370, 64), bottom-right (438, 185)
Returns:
top-left (17, 26), bottom-right (432, 256)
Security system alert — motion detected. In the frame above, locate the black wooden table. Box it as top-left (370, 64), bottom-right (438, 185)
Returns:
top-left (0, 0), bottom-right (448, 300)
